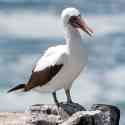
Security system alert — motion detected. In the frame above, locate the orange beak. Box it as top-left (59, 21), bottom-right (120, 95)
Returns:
top-left (77, 17), bottom-right (94, 36)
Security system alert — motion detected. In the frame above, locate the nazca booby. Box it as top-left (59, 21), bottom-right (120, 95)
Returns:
top-left (8, 7), bottom-right (93, 105)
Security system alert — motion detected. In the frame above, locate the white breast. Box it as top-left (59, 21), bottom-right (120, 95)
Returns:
top-left (34, 45), bottom-right (88, 93)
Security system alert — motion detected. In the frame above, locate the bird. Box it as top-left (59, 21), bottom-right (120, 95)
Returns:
top-left (8, 7), bottom-right (93, 106)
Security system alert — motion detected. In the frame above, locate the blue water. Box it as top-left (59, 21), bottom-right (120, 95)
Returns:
top-left (0, 0), bottom-right (125, 124)
top-left (0, 0), bottom-right (124, 15)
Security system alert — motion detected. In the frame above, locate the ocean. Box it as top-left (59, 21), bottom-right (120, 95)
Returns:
top-left (0, 0), bottom-right (125, 124)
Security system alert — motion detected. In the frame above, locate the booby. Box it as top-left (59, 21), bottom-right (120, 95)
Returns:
top-left (8, 7), bottom-right (93, 105)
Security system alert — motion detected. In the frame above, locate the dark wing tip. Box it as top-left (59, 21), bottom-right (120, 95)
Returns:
top-left (8, 84), bottom-right (25, 93)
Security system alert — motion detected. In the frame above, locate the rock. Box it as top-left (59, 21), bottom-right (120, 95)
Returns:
top-left (27, 102), bottom-right (86, 125)
top-left (26, 103), bottom-right (120, 125)
top-left (0, 103), bottom-right (120, 125)
top-left (60, 110), bottom-right (100, 125)
top-left (90, 104), bottom-right (120, 125)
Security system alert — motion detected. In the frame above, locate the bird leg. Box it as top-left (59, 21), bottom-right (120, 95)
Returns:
top-left (52, 92), bottom-right (60, 106)
top-left (65, 89), bottom-right (73, 103)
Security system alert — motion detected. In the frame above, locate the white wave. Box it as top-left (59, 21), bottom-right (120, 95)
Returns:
top-left (0, 90), bottom-right (52, 112)
top-left (0, 54), bottom-right (40, 83)
top-left (105, 66), bottom-right (125, 87)
top-left (0, 11), bottom-right (124, 39)
top-left (89, 66), bottom-right (125, 103)
top-left (72, 71), bottom-right (100, 105)
top-left (87, 14), bottom-right (125, 37)
top-left (0, 11), bottom-right (63, 39)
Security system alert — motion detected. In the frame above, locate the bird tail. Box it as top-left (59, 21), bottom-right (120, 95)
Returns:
top-left (8, 84), bottom-right (26, 93)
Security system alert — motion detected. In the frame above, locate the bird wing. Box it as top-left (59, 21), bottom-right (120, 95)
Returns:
top-left (24, 45), bottom-right (67, 91)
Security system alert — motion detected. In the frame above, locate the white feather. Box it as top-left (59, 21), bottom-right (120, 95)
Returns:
top-left (34, 45), bottom-right (68, 72)
top-left (33, 8), bottom-right (89, 93)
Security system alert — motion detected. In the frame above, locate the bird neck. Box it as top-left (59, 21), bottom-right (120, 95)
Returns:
top-left (64, 25), bottom-right (82, 51)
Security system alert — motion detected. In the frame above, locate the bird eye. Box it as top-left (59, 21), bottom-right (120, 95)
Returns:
top-left (69, 16), bottom-right (78, 24)
top-left (70, 16), bottom-right (78, 21)
top-left (69, 16), bottom-right (80, 28)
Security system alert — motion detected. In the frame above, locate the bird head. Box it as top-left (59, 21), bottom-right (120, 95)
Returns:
top-left (61, 8), bottom-right (93, 36)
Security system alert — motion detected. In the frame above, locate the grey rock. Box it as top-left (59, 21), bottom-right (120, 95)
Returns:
top-left (26, 103), bottom-right (120, 125)
top-left (90, 104), bottom-right (120, 125)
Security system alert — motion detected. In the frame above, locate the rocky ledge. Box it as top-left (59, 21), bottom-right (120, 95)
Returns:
top-left (0, 103), bottom-right (120, 125)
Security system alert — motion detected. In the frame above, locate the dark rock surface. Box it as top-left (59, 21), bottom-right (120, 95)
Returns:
top-left (91, 104), bottom-right (120, 125)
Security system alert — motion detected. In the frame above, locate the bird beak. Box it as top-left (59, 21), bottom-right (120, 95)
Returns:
top-left (78, 17), bottom-right (94, 37)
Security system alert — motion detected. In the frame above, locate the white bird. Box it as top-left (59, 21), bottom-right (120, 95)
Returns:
top-left (8, 7), bottom-right (93, 105)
